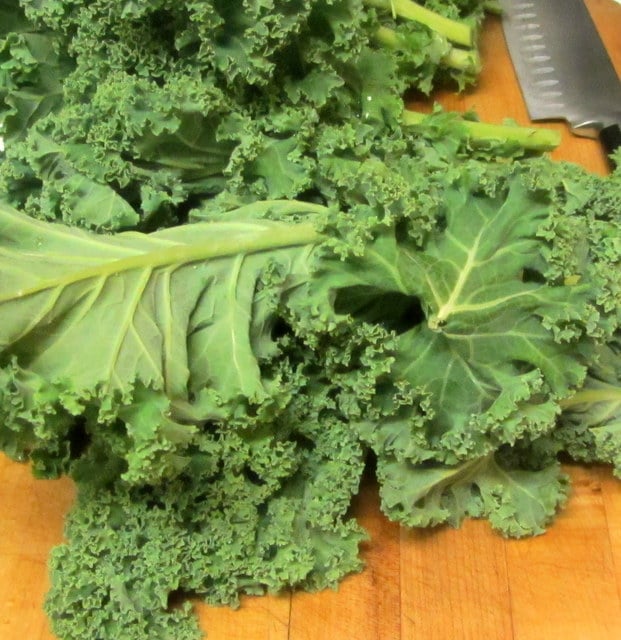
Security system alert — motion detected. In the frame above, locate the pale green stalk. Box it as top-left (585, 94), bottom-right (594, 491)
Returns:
top-left (402, 110), bottom-right (561, 152)
top-left (365, 0), bottom-right (474, 47)
top-left (375, 25), bottom-right (481, 74)
top-left (443, 46), bottom-right (481, 74)
top-left (559, 388), bottom-right (621, 409)
top-left (2, 202), bottom-right (325, 303)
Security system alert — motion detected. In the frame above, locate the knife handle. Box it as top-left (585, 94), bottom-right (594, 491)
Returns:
top-left (600, 124), bottom-right (621, 169)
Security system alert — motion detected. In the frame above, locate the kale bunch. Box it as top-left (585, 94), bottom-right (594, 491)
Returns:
top-left (1, 2), bottom-right (620, 640)
top-left (1, 157), bottom-right (620, 638)
top-left (0, 0), bottom-right (485, 229)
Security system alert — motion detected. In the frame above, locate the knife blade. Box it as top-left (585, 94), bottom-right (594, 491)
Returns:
top-left (499, 0), bottom-right (621, 164)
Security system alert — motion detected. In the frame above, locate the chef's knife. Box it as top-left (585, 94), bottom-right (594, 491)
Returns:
top-left (500, 0), bottom-right (621, 165)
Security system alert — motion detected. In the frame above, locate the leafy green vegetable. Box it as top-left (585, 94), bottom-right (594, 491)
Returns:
top-left (0, 0), bottom-right (497, 230)
top-left (2, 158), bottom-right (621, 639)
top-left (403, 108), bottom-right (561, 152)
top-left (45, 408), bottom-right (368, 640)
top-left (377, 452), bottom-right (569, 536)
top-left (366, 0), bottom-right (475, 47)
top-left (3, 140), bottom-right (621, 637)
top-left (0, 198), bottom-right (327, 481)
top-left (303, 165), bottom-right (614, 535)
top-left (1, 3), bottom-right (621, 640)
top-left (2, 157), bottom-right (619, 505)
top-left (555, 336), bottom-right (621, 475)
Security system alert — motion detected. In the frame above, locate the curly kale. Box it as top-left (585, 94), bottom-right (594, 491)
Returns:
top-left (1, 157), bottom-right (621, 639)
top-left (1, 3), bottom-right (621, 640)
top-left (0, 0), bottom-right (492, 229)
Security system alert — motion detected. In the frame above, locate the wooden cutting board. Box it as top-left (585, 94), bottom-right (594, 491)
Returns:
top-left (1, 2), bottom-right (621, 638)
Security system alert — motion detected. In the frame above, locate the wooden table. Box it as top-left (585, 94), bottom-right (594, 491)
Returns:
top-left (1, 2), bottom-right (621, 638)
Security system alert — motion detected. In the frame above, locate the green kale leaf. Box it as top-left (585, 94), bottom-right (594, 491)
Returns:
top-left (0, 199), bottom-right (325, 481)
top-left (303, 168), bottom-right (613, 535)
top-left (555, 336), bottom-right (621, 475)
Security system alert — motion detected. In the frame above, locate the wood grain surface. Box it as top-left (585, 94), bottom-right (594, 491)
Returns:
top-left (1, 2), bottom-right (621, 639)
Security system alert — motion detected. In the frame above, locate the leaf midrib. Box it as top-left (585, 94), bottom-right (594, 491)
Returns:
top-left (0, 221), bottom-right (321, 303)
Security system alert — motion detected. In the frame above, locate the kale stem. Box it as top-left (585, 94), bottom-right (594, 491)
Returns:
top-left (0, 201), bottom-right (325, 303)
top-left (482, 0), bottom-right (503, 15)
top-left (402, 109), bottom-right (561, 151)
top-left (374, 24), bottom-right (402, 48)
top-left (375, 26), bottom-right (481, 74)
top-left (443, 46), bottom-right (481, 74)
top-left (364, 0), bottom-right (474, 47)
top-left (559, 387), bottom-right (621, 409)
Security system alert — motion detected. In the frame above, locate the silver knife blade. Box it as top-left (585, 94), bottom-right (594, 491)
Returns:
top-left (500, 0), bottom-right (621, 138)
